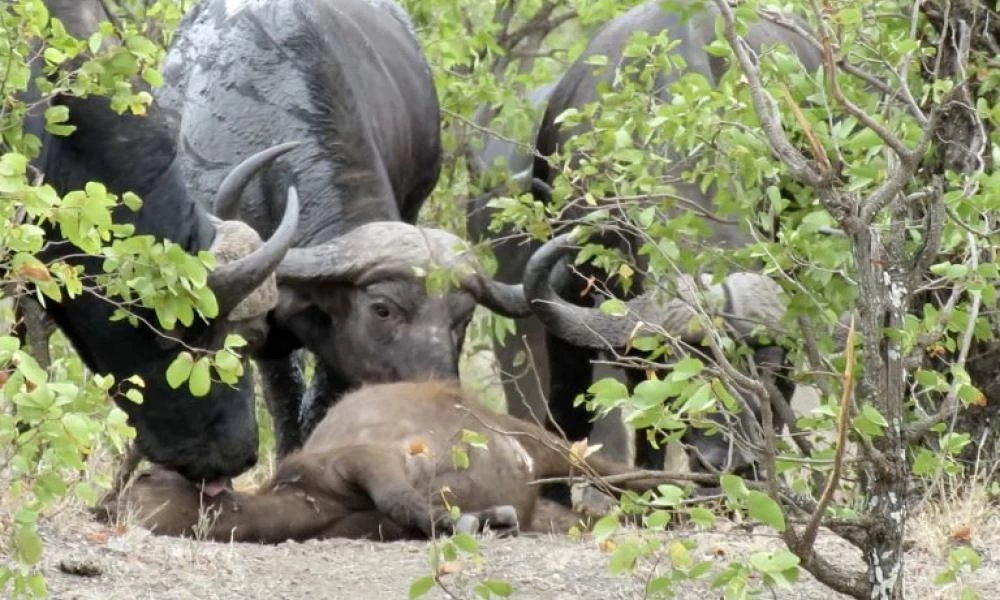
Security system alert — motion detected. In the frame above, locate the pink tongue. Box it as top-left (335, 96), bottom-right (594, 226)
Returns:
top-left (200, 479), bottom-right (229, 497)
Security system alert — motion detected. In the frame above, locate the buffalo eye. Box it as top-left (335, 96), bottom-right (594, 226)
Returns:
top-left (370, 301), bottom-right (393, 320)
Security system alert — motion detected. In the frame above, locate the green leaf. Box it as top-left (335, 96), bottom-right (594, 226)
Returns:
top-left (142, 67), bottom-right (164, 88)
top-left (749, 550), bottom-right (800, 574)
top-left (591, 514), bottom-right (619, 542)
top-left (25, 573), bottom-right (49, 598)
top-left (646, 576), bottom-right (672, 597)
top-left (608, 541), bottom-right (640, 573)
top-left (88, 32), bottom-right (104, 54)
top-left (62, 413), bottom-right (92, 449)
top-left (189, 357), bottom-right (212, 397)
top-left (911, 448), bottom-right (938, 476)
top-left (13, 351), bottom-right (47, 385)
top-left (214, 349), bottom-right (241, 374)
top-left (26, 573), bottom-right (47, 597)
top-left (165, 352), bottom-right (194, 389)
top-left (44, 104), bottom-right (70, 125)
top-left (671, 357), bottom-right (703, 381)
top-left (15, 526), bottom-right (43, 565)
top-left (705, 39), bottom-right (731, 57)
top-left (0, 336), bottom-right (20, 354)
top-left (475, 579), bottom-right (513, 598)
top-left (461, 429), bottom-right (489, 450)
top-left (689, 506), bottom-right (716, 528)
top-left (651, 484), bottom-right (686, 507)
top-left (408, 575), bottom-right (434, 599)
top-left (632, 378), bottom-right (680, 409)
top-left (720, 474), bottom-right (749, 502)
top-left (587, 377), bottom-right (629, 402)
top-left (125, 388), bottom-right (144, 405)
top-left (452, 446), bottom-right (470, 470)
top-left (681, 382), bottom-right (714, 414)
top-left (122, 191), bottom-right (143, 211)
top-left (43, 47), bottom-right (66, 64)
top-left (599, 298), bottom-right (627, 317)
top-left (747, 491), bottom-right (786, 531)
top-left (224, 334), bottom-right (248, 348)
top-left (453, 532), bottom-right (479, 554)
top-left (644, 509), bottom-right (671, 529)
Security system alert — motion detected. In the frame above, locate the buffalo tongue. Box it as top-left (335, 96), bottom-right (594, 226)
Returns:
top-left (198, 478), bottom-right (230, 497)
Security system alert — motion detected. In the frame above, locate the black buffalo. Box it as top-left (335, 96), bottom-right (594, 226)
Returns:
top-left (156, 0), bottom-right (531, 457)
top-left (467, 82), bottom-right (634, 465)
top-left (16, 2), bottom-right (300, 487)
top-left (469, 0), bottom-right (821, 487)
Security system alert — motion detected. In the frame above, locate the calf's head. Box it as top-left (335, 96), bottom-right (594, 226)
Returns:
top-left (270, 223), bottom-right (531, 384)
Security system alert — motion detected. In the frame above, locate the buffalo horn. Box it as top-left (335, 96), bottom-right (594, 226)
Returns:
top-left (213, 141), bottom-right (302, 219)
top-left (276, 222), bottom-right (532, 318)
top-left (523, 232), bottom-right (787, 350)
top-left (208, 186), bottom-right (301, 318)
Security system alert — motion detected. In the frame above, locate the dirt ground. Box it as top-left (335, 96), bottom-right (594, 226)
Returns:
top-left (37, 505), bottom-right (996, 600)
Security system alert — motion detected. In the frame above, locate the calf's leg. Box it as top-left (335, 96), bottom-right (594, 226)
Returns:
top-left (337, 447), bottom-right (519, 538)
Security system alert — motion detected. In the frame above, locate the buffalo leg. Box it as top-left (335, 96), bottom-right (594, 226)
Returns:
top-left (342, 447), bottom-right (519, 538)
top-left (14, 295), bottom-right (54, 368)
top-left (259, 353), bottom-right (306, 458)
top-left (623, 368), bottom-right (667, 470)
top-left (298, 359), bottom-right (339, 440)
top-left (540, 331), bottom-right (597, 506)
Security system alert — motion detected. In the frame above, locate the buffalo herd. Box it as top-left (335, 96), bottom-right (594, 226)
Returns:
top-left (20, 0), bottom-right (824, 541)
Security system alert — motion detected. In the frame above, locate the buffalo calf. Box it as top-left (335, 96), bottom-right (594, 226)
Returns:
top-left (101, 380), bottom-right (657, 542)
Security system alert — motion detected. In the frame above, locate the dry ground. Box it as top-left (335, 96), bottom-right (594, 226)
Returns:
top-left (37, 504), bottom-right (998, 600)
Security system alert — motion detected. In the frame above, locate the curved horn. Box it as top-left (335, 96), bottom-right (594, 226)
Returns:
top-left (208, 186), bottom-right (301, 318)
top-left (276, 222), bottom-right (533, 317)
top-left (214, 141), bottom-right (302, 219)
top-left (458, 272), bottom-right (531, 318)
top-left (523, 232), bottom-right (645, 349)
top-left (523, 233), bottom-right (787, 350)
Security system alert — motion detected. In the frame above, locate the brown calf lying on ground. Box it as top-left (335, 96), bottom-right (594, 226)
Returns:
top-left (99, 380), bottom-right (656, 542)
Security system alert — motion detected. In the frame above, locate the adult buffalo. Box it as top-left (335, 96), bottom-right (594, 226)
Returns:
top-left (466, 82), bottom-right (633, 465)
top-left (472, 0), bottom-right (820, 484)
top-left (19, 1), bottom-right (300, 488)
top-left (156, 0), bottom-right (531, 457)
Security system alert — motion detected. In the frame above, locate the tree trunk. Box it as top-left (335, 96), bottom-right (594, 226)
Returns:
top-left (853, 228), bottom-right (909, 600)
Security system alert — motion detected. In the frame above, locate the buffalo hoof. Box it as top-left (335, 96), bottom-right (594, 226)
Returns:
top-left (450, 505), bottom-right (520, 537)
top-left (455, 514), bottom-right (481, 534)
top-left (572, 485), bottom-right (617, 517)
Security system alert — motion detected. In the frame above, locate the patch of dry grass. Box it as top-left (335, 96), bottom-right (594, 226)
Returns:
top-left (909, 469), bottom-right (1000, 559)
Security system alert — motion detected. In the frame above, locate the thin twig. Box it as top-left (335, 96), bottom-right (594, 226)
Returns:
top-left (800, 315), bottom-right (855, 552)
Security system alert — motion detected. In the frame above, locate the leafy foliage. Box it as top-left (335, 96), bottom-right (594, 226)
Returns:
top-left (0, 1), bottom-right (242, 596)
top-left (413, 0), bottom-right (997, 598)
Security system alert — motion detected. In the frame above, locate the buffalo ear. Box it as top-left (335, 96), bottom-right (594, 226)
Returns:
top-left (273, 285), bottom-right (315, 324)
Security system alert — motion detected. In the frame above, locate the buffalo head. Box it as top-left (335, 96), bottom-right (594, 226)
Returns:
top-left (94, 145), bottom-right (300, 487)
top-left (261, 222), bottom-right (530, 385)
top-left (522, 231), bottom-right (790, 475)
